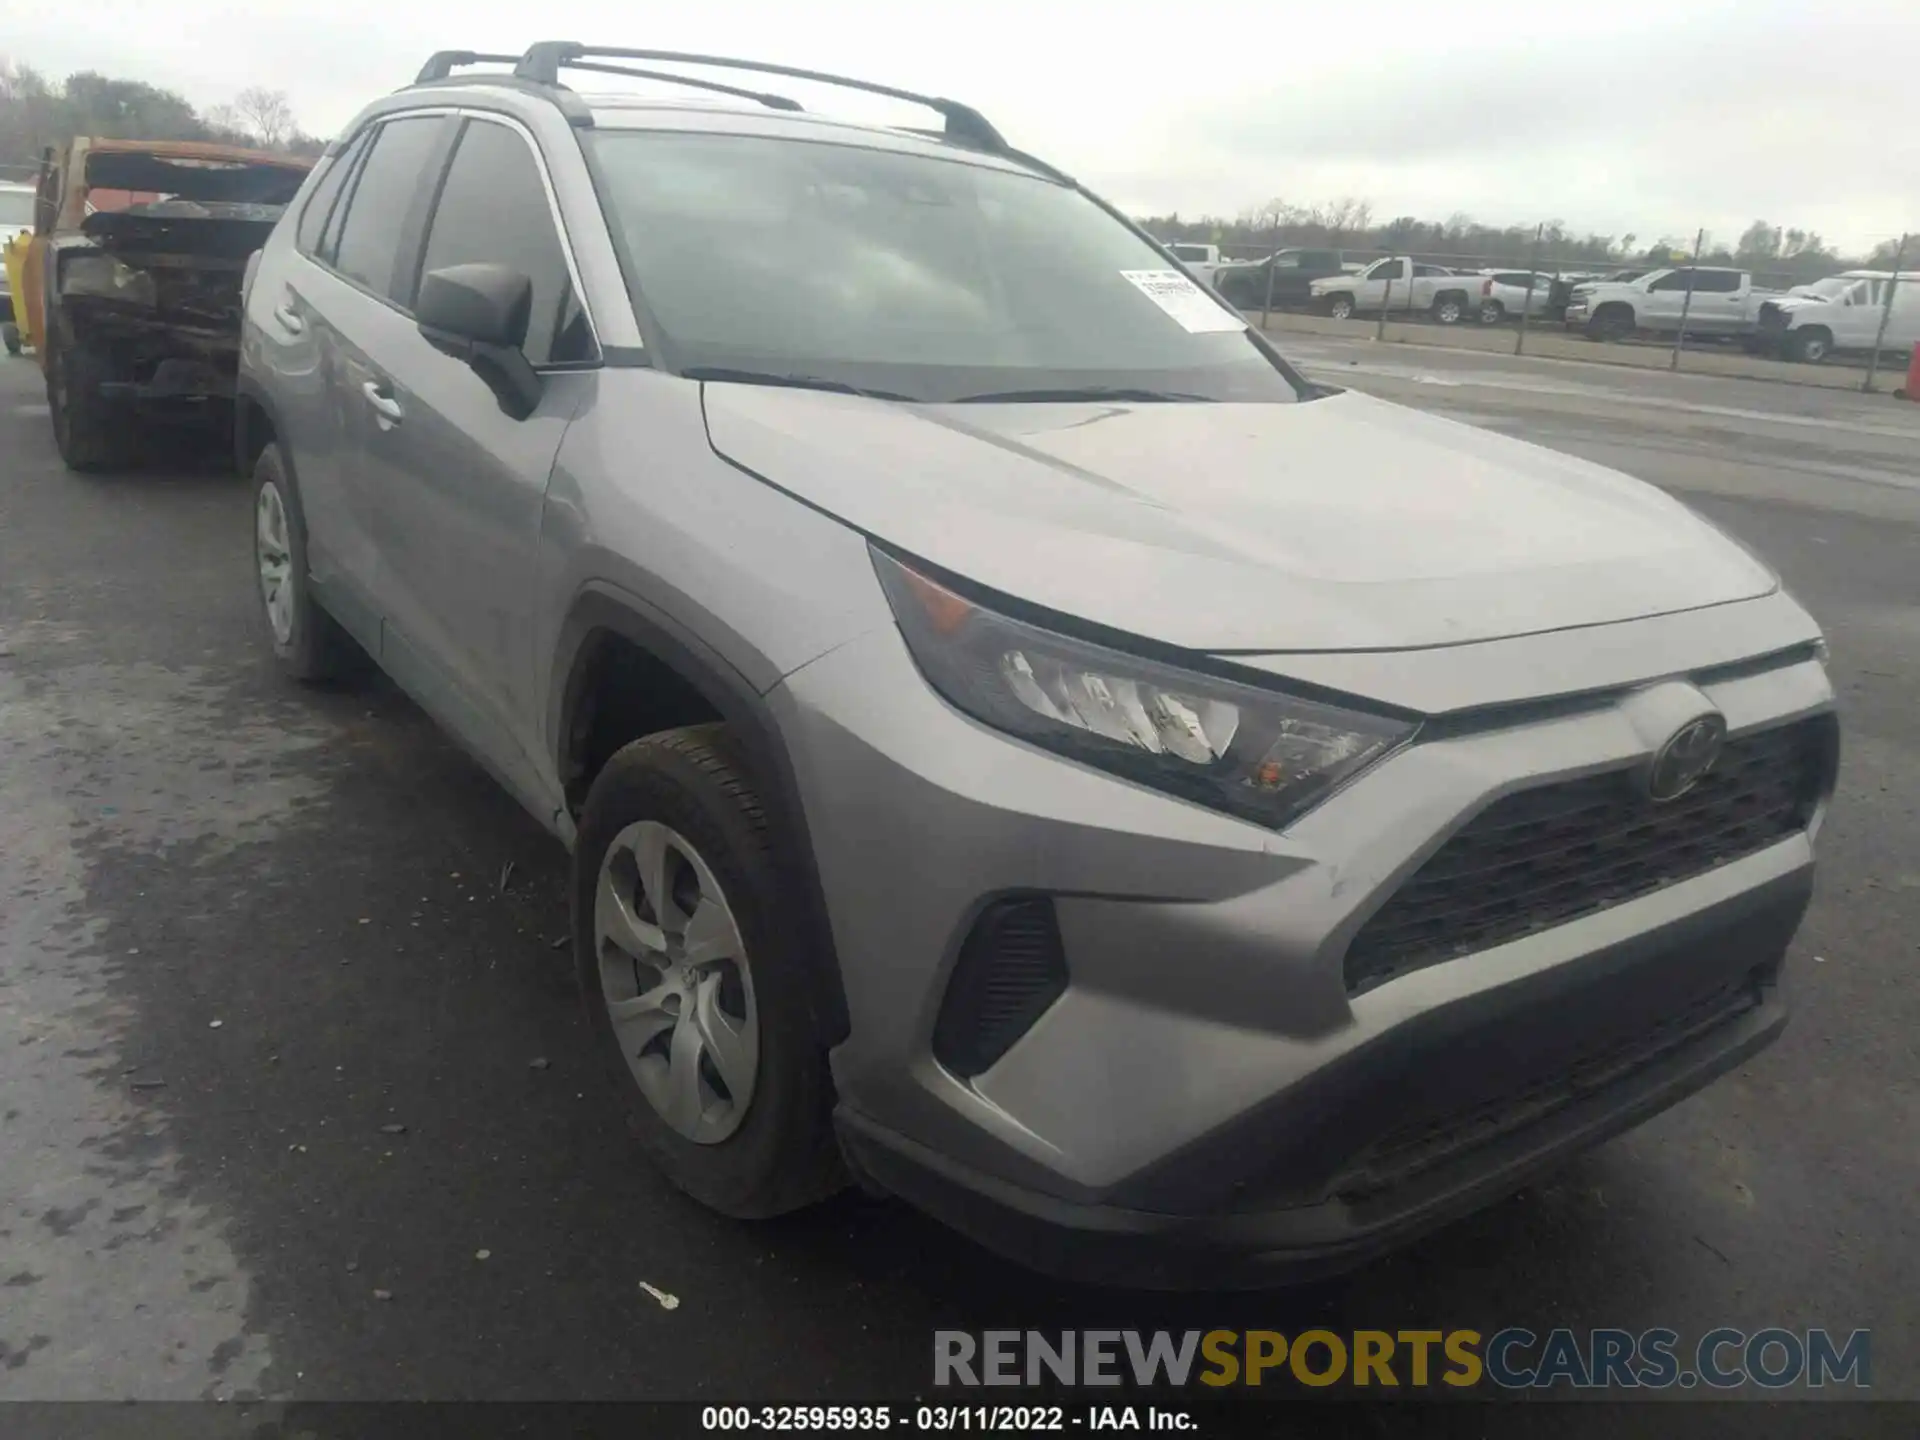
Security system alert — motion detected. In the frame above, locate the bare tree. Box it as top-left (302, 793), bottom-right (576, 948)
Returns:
top-left (232, 86), bottom-right (294, 149)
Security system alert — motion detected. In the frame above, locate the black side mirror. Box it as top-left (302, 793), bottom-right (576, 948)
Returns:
top-left (415, 262), bottom-right (542, 421)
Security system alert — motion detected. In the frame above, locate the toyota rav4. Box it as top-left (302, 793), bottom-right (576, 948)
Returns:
top-left (238, 43), bottom-right (1839, 1288)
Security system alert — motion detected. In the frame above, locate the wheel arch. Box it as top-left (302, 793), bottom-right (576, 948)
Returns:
top-left (549, 583), bottom-right (852, 1046)
top-left (234, 373), bottom-right (283, 479)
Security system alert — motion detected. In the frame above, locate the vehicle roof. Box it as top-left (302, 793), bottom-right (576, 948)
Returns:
top-left (70, 137), bottom-right (312, 170)
top-left (374, 77), bottom-right (1056, 181)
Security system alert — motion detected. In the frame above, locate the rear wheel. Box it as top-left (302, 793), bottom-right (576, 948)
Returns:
top-left (575, 725), bottom-right (843, 1219)
top-left (1431, 293), bottom-right (1468, 326)
top-left (252, 444), bottom-right (359, 683)
top-left (2, 322), bottom-right (20, 356)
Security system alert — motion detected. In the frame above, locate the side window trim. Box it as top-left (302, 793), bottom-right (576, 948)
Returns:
top-left (309, 109), bottom-right (457, 309)
top-left (448, 109), bottom-right (604, 366)
top-left (315, 133), bottom-right (372, 265)
top-left (295, 130), bottom-right (366, 259)
top-left (387, 118), bottom-right (464, 313)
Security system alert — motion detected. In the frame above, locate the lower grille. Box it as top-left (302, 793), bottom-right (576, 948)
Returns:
top-left (932, 898), bottom-right (1068, 1080)
top-left (1344, 717), bottom-right (1831, 995)
top-left (1335, 972), bottom-right (1764, 1200)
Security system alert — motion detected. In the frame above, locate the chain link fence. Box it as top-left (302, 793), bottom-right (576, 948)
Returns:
top-left (1187, 225), bottom-right (1916, 390)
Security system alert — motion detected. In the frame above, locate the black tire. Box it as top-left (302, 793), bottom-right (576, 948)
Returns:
top-left (2, 323), bottom-right (20, 356)
top-left (1478, 300), bottom-right (1506, 325)
top-left (573, 725), bottom-right (843, 1219)
top-left (46, 321), bottom-right (134, 472)
top-left (250, 443), bottom-right (360, 683)
top-left (1586, 305), bottom-right (1634, 343)
top-left (1431, 293), bottom-right (1468, 326)
top-left (1326, 293), bottom-right (1356, 321)
top-left (1786, 328), bottom-right (1832, 364)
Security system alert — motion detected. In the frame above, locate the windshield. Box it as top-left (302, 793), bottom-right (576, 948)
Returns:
top-left (0, 189), bottom-right (33, 227)
top-left (586, 130), bottom-right (1302, 404)
top-left (1798, 277), bottom-right (1856, 299)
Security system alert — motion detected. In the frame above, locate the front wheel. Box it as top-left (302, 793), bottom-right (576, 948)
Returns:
top-left (574, 725), bottom-right (844, 1219)
top-left (46, 326), bottom-right (134, 472)
top-left (1478, 300), bottom-right (1506, 325)
top-left (2, 322), bottom-right (20, 356)
top-left (1586, 306), bottom-right (1635, 343)
top-left (1326, 294), bottom-right (1357, 321)
top-left (1786, 329), bottom-right (1832, 364)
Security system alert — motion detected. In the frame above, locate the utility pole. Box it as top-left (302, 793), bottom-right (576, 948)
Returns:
top-left (1515, 222), bottom-right (1544, 357)
top-left (1670, 228), bottom-right (1705, 372)
top-left (1260, 207), bottom-right (1281, 330)
top-left (1864, 233), bottom-right (1911, 395)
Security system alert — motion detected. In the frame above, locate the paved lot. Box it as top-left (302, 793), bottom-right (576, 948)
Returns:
top-left (1, 344), bottom-right (1916, 1414)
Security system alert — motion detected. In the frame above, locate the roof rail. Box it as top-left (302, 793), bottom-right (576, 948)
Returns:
top-left (513, 43), bottom-right (1008, 152)
top-left (416, 50), bottom-right (522, 83)
top-left (562, 59), bottom-right (804, 112)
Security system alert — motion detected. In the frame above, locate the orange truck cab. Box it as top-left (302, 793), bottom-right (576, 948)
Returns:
top-left (23, 136), bottom-right (312, 469)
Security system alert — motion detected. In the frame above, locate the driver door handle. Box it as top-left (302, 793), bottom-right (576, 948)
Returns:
top-left (361, 381), bottom-right (403, 424)
top-left (272, 304), bottom-right (305, 334)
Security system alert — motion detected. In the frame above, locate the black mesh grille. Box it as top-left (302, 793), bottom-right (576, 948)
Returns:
top-left (1344, 717), bottom-right (1831, 996)
top-left (1334, 972), bottom-right (1763, 1200)
top-left (932, 898), bottom-right (1069, 1080)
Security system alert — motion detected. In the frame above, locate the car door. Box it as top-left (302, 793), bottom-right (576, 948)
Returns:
top-left (1412, 263), bottom-right (1454, 311)
top-left (1642, 269), bottom-right (1692, 328)
top-left (285, 113), bottom-right (452, 632)
top-left (1264, 249), bottom-right (1304, 303)
top-left (1361, 257), bottom-right (1404, 310)
top-left (353, 112), bottom-right (599, 817)
top-left (1836, 279), bottom-right (1877, 349)
top-left (1689, 269), bottom-right (1746, 334)
top-left (249, 127), bottom-right (377, 634)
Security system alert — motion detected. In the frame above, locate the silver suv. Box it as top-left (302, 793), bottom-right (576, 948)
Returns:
top-left (239, 43), bottom-right (1839, 1287)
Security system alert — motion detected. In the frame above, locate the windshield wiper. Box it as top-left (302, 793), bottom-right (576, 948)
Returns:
top-left (680, 366), bottom-right (915, 401)
top-left (949, 386), bottom-right (1214, 404)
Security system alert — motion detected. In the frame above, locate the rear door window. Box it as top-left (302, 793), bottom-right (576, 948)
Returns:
top-left (330, 115), bottom-right (447, 303)
top-left (296, 131), bottom-right (372, 257)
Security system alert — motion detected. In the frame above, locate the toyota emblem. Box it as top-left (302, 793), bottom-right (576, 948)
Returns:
top-left (1647, 713), bottom-right (1728, 802)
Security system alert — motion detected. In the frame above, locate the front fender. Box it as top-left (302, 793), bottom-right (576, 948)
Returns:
top-left (547, 581), bottom-right (853, 1045)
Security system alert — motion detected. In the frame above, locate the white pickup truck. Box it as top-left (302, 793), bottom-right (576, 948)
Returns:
top-left (1165, 242), bottom-right (1226, 288)
top-left (1752, 270), bottom-right (1920, 363)
top-left (1561, 267), bottom-right (1779, 342)
top-left (1308, 256), bottom-right (1483, 324)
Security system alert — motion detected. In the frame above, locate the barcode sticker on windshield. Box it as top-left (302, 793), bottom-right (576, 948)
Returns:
top-left (1119, 270), bottom-right (1247, 334)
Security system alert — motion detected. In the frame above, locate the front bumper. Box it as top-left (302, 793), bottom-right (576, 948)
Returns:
top-left (773, 614), bottom-right (1834, 1284)
top-left (839, 881), bottom-right (1796, 1288)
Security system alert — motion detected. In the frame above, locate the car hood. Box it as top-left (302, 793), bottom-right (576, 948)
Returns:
top-left (700, 387), bottom-right (1777, 653)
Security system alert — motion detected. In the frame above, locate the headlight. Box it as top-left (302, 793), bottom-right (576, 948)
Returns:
top-left (873, 550), bottom-right (1417, 830)
top-left (60, 253), bottom-right (156, 306)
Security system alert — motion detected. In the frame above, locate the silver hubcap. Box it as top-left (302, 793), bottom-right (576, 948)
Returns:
top-left (595, 821), bottom-right (758, 1144)
top-left (255, 482), bottom-right (295, 645)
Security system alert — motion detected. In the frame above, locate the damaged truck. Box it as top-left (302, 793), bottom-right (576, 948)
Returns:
top-left (22, 138), bottom-right (313, 471)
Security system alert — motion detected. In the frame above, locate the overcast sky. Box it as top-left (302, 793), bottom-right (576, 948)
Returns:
top-left (10, 0), bottom-right (1917, 253)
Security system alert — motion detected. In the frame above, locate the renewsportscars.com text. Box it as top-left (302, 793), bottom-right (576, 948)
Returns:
top-left (933, 1328), bottom-right (1871, 1391)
